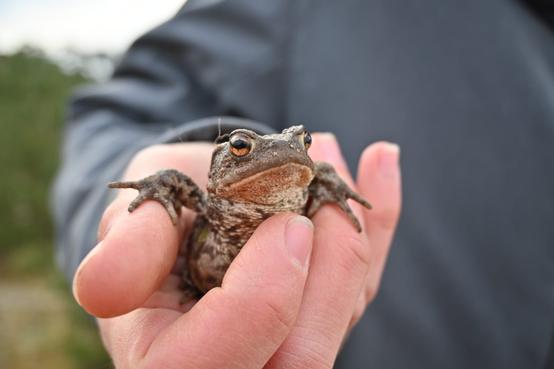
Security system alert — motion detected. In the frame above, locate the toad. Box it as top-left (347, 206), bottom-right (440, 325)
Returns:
top-left (109, 125), bottom-right (371, 298)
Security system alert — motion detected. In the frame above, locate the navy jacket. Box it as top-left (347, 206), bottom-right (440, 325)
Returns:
top-left (54, 1), bottom-right (554, 367)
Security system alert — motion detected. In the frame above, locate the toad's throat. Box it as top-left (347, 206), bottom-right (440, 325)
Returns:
top-left (214, 163), bottom-right (314, 206)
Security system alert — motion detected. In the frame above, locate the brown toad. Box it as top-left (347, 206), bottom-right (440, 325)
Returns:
top-left (109, 125), bottom-right (371, 298)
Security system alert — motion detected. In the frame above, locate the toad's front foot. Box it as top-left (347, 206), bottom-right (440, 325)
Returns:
top-left (307, 162), bottom-right (372, 232)
top-left (108, 169), bottom-right (207, 225)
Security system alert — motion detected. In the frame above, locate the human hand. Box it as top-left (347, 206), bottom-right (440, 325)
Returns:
top-left (73, 134), bottom-right (401, 369)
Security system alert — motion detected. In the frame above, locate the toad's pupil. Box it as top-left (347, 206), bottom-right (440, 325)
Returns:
top-left (304, 132), bottom-right (312, 146)
top-left (231, 138), bottom-right (249, 149)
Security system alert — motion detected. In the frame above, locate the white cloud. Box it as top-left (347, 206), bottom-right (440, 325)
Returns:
top-left (0, 0), bottom-right (185, 54)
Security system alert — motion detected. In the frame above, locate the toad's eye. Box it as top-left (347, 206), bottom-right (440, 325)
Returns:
top-left (229, 133), bottom-right (252, 157)
top-left (303, 131), bottom-right (312, 149)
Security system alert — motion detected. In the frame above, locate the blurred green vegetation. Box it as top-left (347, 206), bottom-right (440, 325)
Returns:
top-left (0, 50), bottom-right (111, 369)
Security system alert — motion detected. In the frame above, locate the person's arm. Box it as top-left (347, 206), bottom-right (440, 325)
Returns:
top-left (53, 0), bottom-right (287, 279)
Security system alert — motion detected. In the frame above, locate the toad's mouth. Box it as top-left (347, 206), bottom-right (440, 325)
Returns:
top-left (215, 163), bottom-right (314, 205)
top-left (219, 138), bottom-right (315, 188)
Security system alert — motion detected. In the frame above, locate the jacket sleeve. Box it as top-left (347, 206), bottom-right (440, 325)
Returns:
top-left (52, 0), bottom-right (287, 280)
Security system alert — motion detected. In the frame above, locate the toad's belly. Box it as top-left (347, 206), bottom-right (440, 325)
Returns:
top-left (186, 216), bottom-right (234, 293)
top-left (185, 195), bottom-right (308, 293)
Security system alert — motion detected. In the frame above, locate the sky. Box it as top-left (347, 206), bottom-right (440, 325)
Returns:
top-left (0, 0), bottom-right (185, 54)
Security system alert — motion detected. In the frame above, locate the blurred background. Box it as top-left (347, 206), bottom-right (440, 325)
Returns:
top-left (0, 1), bottom-right (183, 367)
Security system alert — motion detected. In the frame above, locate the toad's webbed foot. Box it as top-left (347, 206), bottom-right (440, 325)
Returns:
top-left (306, 162), bottom-right (372, 232)
top-left (108, 169), bottom-right (207, 225)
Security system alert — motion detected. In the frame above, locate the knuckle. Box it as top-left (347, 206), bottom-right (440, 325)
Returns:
top-left (207, 288), bottom-right (295, 340)
top-left (335, 234), bottom-right (371, 275)
top-left (365, 281), bottom-right (378, 303)
top-left (350, 285), bottom-right (377, 330)
top-left (278, 334), bottom-right (333, 369)
top-left (280, 345), bottom-right (333, 369)
top-left (373, 206), bottom-right (401, 232)
top-left (260, 296), bottom-right (296, 333)
top-left (349, 302), bottom-right (365, 330)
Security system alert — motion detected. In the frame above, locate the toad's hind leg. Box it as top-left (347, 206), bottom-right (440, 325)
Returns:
top-left (306, 162), bottom-right (371, 232)
top-left (108, 169), bottom-right (207, 224)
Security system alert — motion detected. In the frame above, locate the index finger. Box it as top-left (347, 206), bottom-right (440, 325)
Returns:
top-left (73, 143), bottom-right (213, 318)
top-left (267, 133), bottom-right (373, 368)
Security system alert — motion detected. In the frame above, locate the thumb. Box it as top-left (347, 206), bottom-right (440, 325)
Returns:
top-left (139, 213), bottom-right (314, 369)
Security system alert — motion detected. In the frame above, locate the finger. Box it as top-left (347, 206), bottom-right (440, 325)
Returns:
top-left (340, 142), bottom-right (402, 331)
top-left (133, 214), bottom-right (313, 369)
top-left (312, 133), bottom-right (353, 183)
top-left (73, 144), bottom-right (213, 318)
top-left (267, 134), bottom-right (372, 369)
top-left (310, 133), bottom-right (367, 229)
top-left (73, 193), bottom-right (186, 318)
top-left (357, 142), bottom-right (401, 302)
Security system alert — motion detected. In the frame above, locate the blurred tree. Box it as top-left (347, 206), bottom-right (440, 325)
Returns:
top-left (0, 50), bottom-right (110, 369)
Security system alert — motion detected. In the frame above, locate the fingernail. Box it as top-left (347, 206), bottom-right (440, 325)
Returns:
top-left (72, 276), bottom-right (82, 305)
top-left (72, 241), bottom-right (103, 306)
top-left (285, 216), bottom-right (313, 267)
top-left (378, 143), bottom-right (400, 178)
top-left (72, 264), bottom-right (84, 306)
